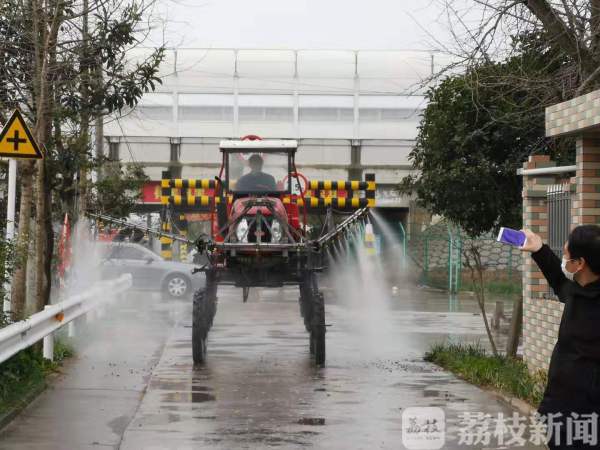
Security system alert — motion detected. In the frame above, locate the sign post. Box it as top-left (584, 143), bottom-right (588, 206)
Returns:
top-left (0, 110), bottom-right (44, 313)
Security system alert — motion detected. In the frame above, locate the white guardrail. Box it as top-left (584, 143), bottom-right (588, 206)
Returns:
top-left (0, 274), bottom-right (132, 364)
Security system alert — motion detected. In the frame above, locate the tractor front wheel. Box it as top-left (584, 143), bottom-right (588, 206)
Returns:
top-left (311, 292), bottom-right (326, 366)
top-left (192, 289), bottom-right (208, 365)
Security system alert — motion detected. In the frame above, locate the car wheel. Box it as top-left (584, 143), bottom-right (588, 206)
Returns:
top-left (164, 274), bottom-right (190, 299)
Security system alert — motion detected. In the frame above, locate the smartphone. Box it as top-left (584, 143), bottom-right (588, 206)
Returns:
top-left (497, 227), bottom-right (526, 247)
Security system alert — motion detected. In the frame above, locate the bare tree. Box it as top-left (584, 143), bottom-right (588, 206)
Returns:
top-left (435, 1), bottom-right (600, 96)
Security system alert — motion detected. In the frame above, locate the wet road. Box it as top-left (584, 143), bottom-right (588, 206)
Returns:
top-left (0, 284), bottom-right (543, 449)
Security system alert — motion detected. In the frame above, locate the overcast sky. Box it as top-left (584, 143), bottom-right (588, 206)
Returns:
top-left (148, 0), bottom-right (472, 50)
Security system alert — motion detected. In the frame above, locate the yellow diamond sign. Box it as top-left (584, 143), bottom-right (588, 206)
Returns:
top-left (0, 110), bottom-right (43, 159)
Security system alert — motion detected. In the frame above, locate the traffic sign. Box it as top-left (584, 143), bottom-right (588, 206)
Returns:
top-left (0, 110), bottom-right (43, 159)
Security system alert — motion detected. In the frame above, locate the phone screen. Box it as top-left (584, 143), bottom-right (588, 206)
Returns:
top-left (497, 227), bottom-right (526, 247)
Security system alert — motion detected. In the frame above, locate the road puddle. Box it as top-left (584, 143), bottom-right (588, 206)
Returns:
top-left (160, 392), bottom-right (216, 403)
top-left (298, 417), bottom-right (326, 426)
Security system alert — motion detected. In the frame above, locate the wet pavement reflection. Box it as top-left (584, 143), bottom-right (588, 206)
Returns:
top-left (118, 285), bottom-right (539, 450)
top-left (0, 283), bottom-right (540, 449)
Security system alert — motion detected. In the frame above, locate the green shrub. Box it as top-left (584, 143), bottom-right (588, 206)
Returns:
top-left (0, 339), bottom-right (74, 413)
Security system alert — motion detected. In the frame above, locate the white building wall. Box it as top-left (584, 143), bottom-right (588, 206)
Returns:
top-left (106, 48), bottom-right (445, 207)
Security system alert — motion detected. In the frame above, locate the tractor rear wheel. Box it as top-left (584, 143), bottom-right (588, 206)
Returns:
top-left (192, 289), bottom-right (208, 365)
top-left (299, 275), bottom-right (314, 332)
top-left (193, 273), bottom-right (218, 365)
top-left (311, 292), bottom-right (326, 366)
top-left (205, 274), bottom-right (218, 329)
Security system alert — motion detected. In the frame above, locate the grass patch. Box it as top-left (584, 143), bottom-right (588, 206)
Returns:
top-left (425, 342), bottom-right (546, 406)
top-left (460, 279), bottom-right (523, 296)
top-left (0, 339), bottom-right (74, 414)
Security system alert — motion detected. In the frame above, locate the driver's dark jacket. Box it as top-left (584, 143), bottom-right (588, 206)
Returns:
top-left (236, 171), bottom-right (276, 192)
top-left (532, 244), bottom-right (600, 417)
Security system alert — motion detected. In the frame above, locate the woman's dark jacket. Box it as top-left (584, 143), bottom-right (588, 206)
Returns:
top-left (532, 244), bottom-right (600, 416)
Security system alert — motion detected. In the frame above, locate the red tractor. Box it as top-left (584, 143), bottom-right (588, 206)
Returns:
top-left (90, 137), bottom-right (375, 366)
top-left (188, 137), bottom-right (374, 366)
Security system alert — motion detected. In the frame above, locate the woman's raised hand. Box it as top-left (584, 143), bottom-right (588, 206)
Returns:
top-left (520, 229), bottom-right (543, 253)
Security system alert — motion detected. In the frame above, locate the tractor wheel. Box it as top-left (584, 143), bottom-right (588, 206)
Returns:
top-left (205, 272), bottom-right (218, 330)
top-left (311, 292), bottom-right (326, 366)
top-left (299, 276), bottom-right (313, 332)
top-left (192, 289), bottom-right (208, 365)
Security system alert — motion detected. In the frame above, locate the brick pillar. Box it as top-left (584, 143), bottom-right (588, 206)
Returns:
top-left (522, 155), bottom-right (564, 374)
top-left (573, 138), bottom-right (600, 226)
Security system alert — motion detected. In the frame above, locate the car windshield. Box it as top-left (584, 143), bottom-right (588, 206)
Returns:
top-left (229, 152), bottom-right (289, 193)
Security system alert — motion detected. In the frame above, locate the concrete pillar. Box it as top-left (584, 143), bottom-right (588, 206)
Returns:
top-left (349, 140), bottom-right (362, 181)
top-left (169, 138), bottom-right (182, 179)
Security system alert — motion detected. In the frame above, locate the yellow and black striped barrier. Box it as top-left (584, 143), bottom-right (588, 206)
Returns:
top-left (283, 197), bottom-right (370, 208)
top-left (159, 174), bottom-right (376, 208)
top-left (160, 179), bottom-right (221, 205)
top-left (304, 173), bottom-right (376, 208)
top-left (308, 180), bottom-right (368, 191)
top-left (160, 220), bottom-right (173, 260)
top-left (178, 213), bottom-right (188, 262)
top-left (365, 173), bottom-right (376, 208)
top-left (164, 195), bottom-right (233, 206)
top-left (161, 178), bottom-right (218, 189)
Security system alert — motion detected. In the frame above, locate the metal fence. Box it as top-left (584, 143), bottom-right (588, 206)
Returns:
top-left (407, 221), bottom-right (522, 294)
top-left (547, 184), bottom-right (572, 298)
top-left (547, 184), bottom-right (572, 259)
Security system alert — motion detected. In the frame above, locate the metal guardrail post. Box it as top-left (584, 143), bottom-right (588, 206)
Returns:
top-left (68, 320), bottom-right (76, 338)
top-left (42, 306), bottom-right (54, 361)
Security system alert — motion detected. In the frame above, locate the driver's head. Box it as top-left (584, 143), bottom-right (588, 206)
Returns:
top-left (248, 154), bottom-right (263, 173)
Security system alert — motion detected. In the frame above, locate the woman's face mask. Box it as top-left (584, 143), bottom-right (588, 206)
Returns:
top-left (561, 257), bottom-right (580, 281)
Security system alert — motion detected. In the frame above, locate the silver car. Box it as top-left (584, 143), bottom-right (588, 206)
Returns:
top-left (99, 242), bottom-right (204, 299)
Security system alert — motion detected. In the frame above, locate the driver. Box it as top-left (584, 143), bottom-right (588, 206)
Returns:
top-left (235, 154), bottom-right (277, 192)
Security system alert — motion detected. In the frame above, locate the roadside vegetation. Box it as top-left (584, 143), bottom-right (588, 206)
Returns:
top-left (463, 280), bottom-right (522, 297)
top-left (0, 340), bottom-right (73, 415)
top-left (425, 343), bottom-right (546, 406)
top-left (0, 0), bottom-right (164, 321)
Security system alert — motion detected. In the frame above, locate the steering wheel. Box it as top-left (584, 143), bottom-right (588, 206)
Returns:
top-left (283, 172), bottom-right (308, 197)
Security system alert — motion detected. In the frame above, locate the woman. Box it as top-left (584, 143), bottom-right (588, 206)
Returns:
top-left (522, 225), bottom-right (600, 449)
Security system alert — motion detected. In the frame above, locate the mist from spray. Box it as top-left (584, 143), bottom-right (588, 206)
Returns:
top-left (61, 218), bottom-right (104, 300)
top-left (324, 214), bottom-right (406, 351)
top-left (369, 209), bottom-right (407, 278)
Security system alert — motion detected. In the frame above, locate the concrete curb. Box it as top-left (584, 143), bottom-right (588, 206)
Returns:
top-left (427, 360), bottom-right (538, 416)
top-left (0, 380), bottom-right (47, 431)
top-left (482, 386), bottom-right (538, 416)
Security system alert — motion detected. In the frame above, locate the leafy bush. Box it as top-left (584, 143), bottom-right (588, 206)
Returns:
top-left (0, 340), bottom-right (74, 413)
